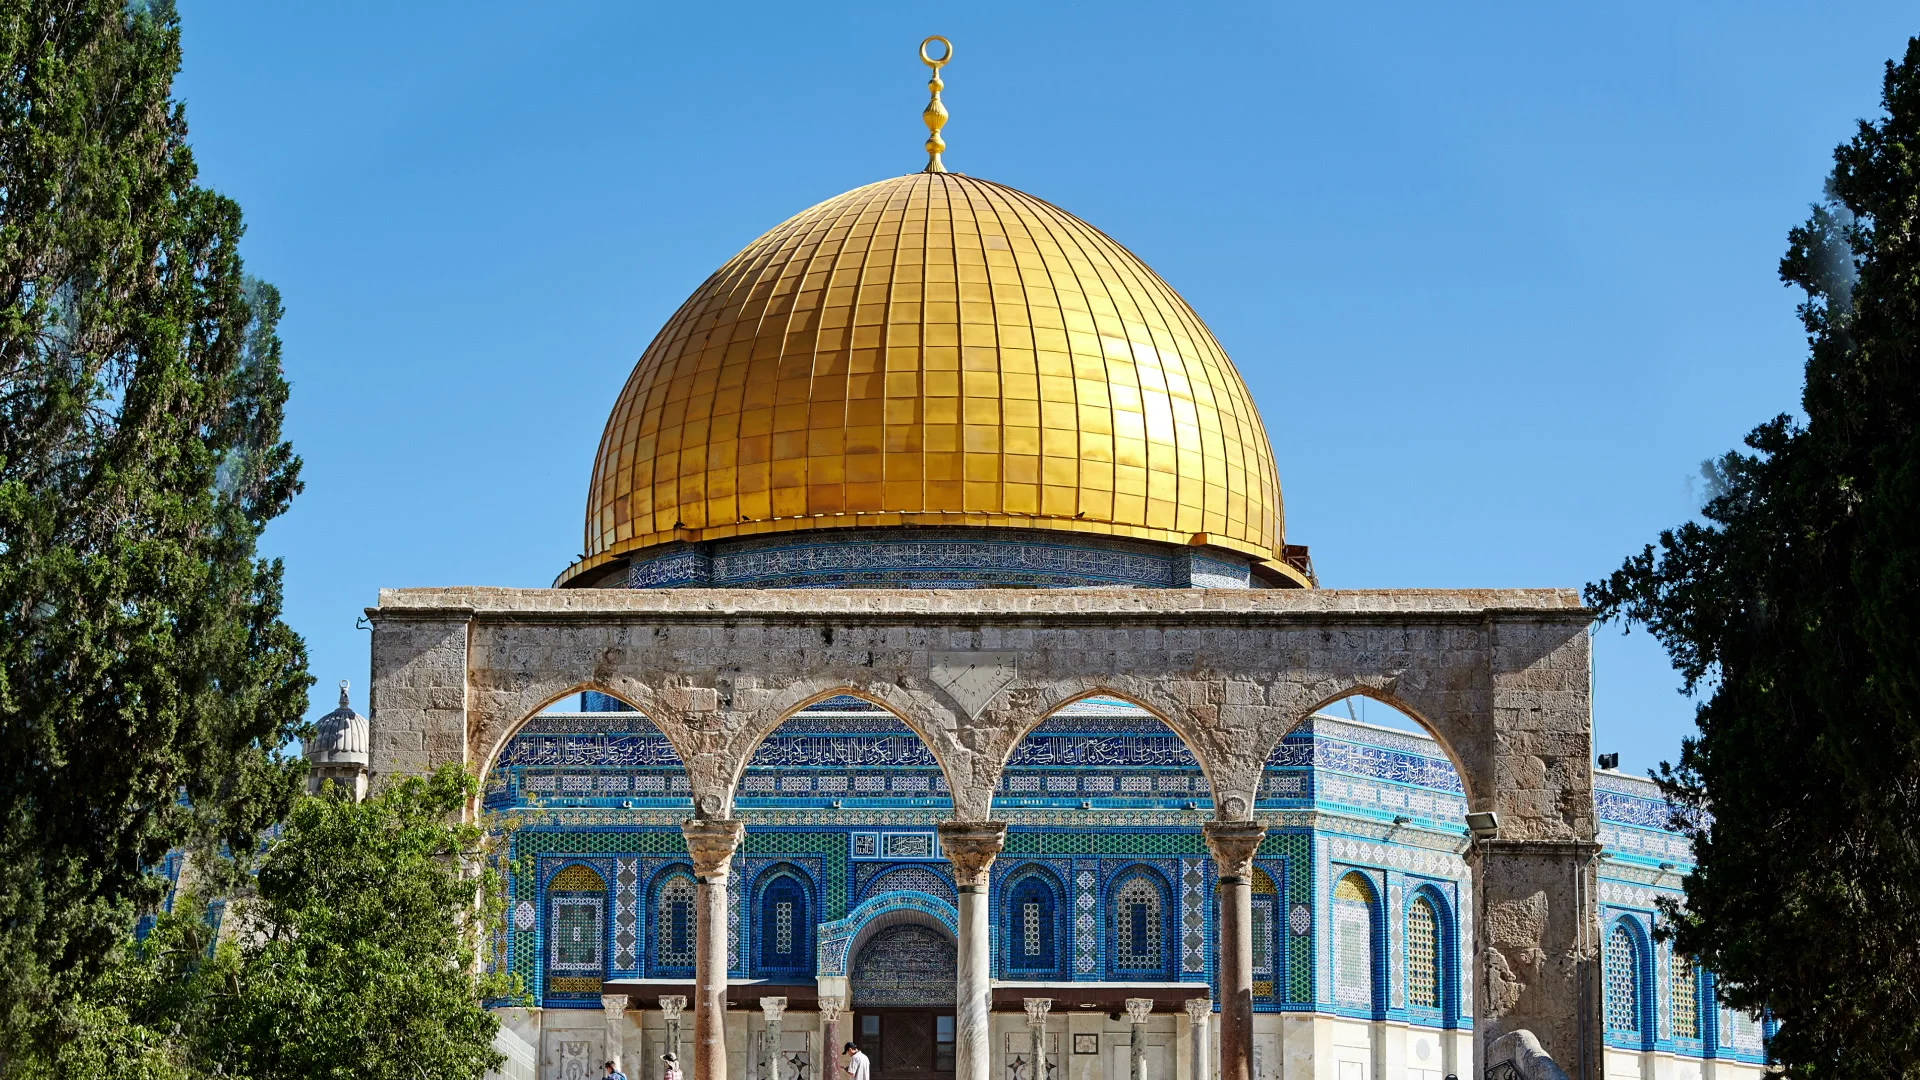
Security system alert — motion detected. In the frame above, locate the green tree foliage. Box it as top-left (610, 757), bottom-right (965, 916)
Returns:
top-left (0, 0), bottom-right (308, 1061)
top-left (1589, 37), bottom-right (1920, 1078)
top-left (28, 767), bottom-right (513, 1080)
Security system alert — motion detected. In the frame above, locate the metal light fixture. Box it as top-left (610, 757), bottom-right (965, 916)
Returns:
top-left (1597, 753), bottom-right (1620, 770)
top-left (1464, 811), bottom-right (1500, 841)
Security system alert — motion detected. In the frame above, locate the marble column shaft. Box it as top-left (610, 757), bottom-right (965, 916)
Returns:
top-left (1125, 999), bottom-right (1154, 1080)
top-left (820, 997), bottom-right (845, 1080)
top-left (941, 821), bottom-right (1007, 1080)
top-left (603, 994), bottom-right (631, 1071)
top-left (1203, 821), bottom-right (1265, 1080)
top-left (1024, 998), bottom-right (1052, 1080)
top-left (660, 995), bottom-right (687, 1070)
top-left (683, 820), bottom-right (745, 1080)
top-left (1183, 999), bottom-right (1211, 1080)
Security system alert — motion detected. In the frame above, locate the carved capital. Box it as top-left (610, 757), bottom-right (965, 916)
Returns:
top-left (1183, 997), bottom-right (1211, 1025)
top-left (1202, 820), bottom-right (1267, 881)
top-left (1124, 998), bottom-right (1154, 1025)
top-left (1023, 997), bottom-right (1052, 1025)
top-left (761, 995), bottom-right (787, 1021)
top-left (602, 993), bottom-right (630, 1021)
top-left (658, 994), bottom-right (688, 1022)
top-left (681, 818), bottom-right (746, 878)
top-left (818, 996), bottom-right (845, 1024)
top-left (939, 820), bottom-right (1007, 888)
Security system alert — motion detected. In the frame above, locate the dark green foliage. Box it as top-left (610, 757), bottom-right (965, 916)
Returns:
top-left (29, 767), bottom-right (514, 1080)
top-left (0, 0), bottom-right (309, 1064)
top-left (1589, 37), bottom-right (1920, 1079)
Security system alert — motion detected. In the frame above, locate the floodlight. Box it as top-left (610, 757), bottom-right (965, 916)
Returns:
top-left (1464, 811), bottom-right (1500, 840)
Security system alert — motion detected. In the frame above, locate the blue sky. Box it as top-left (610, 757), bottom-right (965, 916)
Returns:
top-left (171, 1), bottom-right (1915, 776)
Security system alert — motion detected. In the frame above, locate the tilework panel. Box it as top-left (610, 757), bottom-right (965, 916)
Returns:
top-left (1180, 859), bottom-right (1207, 973)
top-left (572, 171), bottom-right (1286, 586)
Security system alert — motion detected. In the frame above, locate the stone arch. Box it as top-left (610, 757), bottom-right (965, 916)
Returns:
top-left (991, 686), bottom-right (1221, 813)
top-left (1223, 686), bottom-right (1487, 819)
top-left (470, 680), bottom-right (721, 817)
top-left (720, 683), bottom-right (965, 816)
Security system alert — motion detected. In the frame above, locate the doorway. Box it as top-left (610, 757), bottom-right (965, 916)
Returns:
top-left (855, 1011), bottom-right (955, 1080)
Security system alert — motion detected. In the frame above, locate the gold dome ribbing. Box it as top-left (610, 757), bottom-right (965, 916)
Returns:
top-left (563, 171), bottom-right (1285, 586)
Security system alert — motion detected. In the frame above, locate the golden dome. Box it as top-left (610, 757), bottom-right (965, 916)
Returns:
top-left (562, 171), bottom-right (1290, 586)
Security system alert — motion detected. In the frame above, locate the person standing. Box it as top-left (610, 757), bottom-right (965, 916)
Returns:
top-left (843, 1042), bottom-right (870, 1080)
top-left (662, 1053), bottom-right (682, 1080)
top-left (604, 1061), bottom-right (628, 1080)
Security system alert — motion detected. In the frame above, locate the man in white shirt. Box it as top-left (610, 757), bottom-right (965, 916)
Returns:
top-left (844, 1042), bottom-right (871, 1080)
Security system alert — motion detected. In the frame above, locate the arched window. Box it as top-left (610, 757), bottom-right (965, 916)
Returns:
top-left (547, 863), bottom-right (607, 996)
top-left (1670, 953), bottom-right (1699, 1040)
top-left (1005, 871), bottom-right (1062, 975)
top-left (1251, 867), bottom-right (1278, 997)
top-left (1110, 870), bottom-right (1169, 975)
top-left (1604, 922), bottom-right (1643, 1035)
top-left (1332, 873), bottom-right (1378, 1013)
top-left (757, 871), bottom-right (811, 976)
top-left (1407, 895), bottom-right (1441, 1011)
top-left (655, 871), bottom-right (697, 972)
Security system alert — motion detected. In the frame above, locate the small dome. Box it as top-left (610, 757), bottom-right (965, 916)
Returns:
top-left (306, 681), bottom-right (369, 765)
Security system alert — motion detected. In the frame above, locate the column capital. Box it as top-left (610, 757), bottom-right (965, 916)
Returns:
top-left (1202, 820), bottom-right (1267, 881)
top-left (1124, 998), bottom-right (1155, 1025)
top-left (659, 994), bottom-right (688, 1022)
top-left (1182, 997), bottom-right (1211, 1025)
top-left (761, 996), bottom-right (788, 1020)
top-left (818, 995), bottom-right (845, 1023)
top-left (603, 993), bottom-right (631, 1020)
top-left (938, 820), bottom-right (1007, 888)
top-left (1023, 997), bottom-right (1052, 1025)
top-left (681, 818), bottom-right (746, 878)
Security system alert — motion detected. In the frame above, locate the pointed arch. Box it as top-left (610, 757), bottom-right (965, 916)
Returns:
top-left (993, 690), bottom-right (1214, 813)
top-left (725, 687), bottom-right (959, 815)
top-left (480, 682), bottom-right (696, 819)
top-left (649, 863), bottom-right (700, 977)
top-left (999, 861), bottom-right (1068, 979)
top-left (544, 859), bottom-right (609, 1003)
top-left (1604, 915), bottom-right (1653, 1048)
top-left (1331, 871), bottom-right (1384, 1019)
top-left (1251, 864), bottom-right (1280, 999)
top-left (750, 862), bottom-right (816, 978)
top-left (1279, 687), bottom-right (1484, 808)
top-left (1107, 863), bottom-right (1176, 979)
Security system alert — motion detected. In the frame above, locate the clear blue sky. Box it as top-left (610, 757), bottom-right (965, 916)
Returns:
top-left (170, 1), bottom-right (1915, 776)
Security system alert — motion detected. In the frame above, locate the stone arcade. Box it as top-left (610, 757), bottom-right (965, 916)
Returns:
top-left (343, 38), bottom-right (1766, 1080)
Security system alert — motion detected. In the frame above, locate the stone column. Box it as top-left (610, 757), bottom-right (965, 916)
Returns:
top-left (683, 820), bottom-right (746, 1080)
top-left (1023, 998), bottom-right (1052, 1080)
top-left (819, 996), bottom-right (845, 1080)
top-left (603, 994), bottom-right (631, 1072)
top-left (1182, 999), bottom-right (1211, 1080)
top-left (1125, 999), bottom-right (1154, 1080)
top-left (1203, 821), bottom-right (1265, 1080)
top-left (763, 996), bottom-right (789, 1080)
top-left (660, 995), bottom-right (688, 1069)
top-left (1469, 839), bottom-right (1604, 1080)
top-left (940, 821), bottom-right (1008, 1080)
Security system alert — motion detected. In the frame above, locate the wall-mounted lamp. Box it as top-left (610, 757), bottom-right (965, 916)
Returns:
top-left (1597, 753), bottom-right (1620, 770)
top-left (1391, 815), bottom-right (1412, 827)
top-left (1464, 811), bottom-right (1500, 841)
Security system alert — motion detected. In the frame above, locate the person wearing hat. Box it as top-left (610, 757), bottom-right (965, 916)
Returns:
top-left (661, 1052), bottom-right (682, 1080)
top-left (844, 1042), bottom-right (870, 1080)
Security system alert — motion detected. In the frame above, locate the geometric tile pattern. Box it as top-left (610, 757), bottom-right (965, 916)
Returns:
top-left (1180, 859), bottom-right (1207, 973)
top-left (1074, 867), bottom-right (1099, 975)
top-left (614, 857), bottom-right (638, 971)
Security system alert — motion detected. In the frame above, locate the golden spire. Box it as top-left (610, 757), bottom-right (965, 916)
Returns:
top-left (920, 35), bottom-right (952, 173)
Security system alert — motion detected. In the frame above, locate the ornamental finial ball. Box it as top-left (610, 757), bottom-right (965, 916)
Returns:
top-left (919, 36), bottom-right (952, 173)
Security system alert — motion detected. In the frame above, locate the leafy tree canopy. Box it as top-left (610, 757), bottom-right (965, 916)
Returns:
top-left (0, 0), bottom-right (308, 1062)
top-left (25, 767), bottom-right (514, 1080)
top-left (1589, 37), bottom-right (1920, 1079)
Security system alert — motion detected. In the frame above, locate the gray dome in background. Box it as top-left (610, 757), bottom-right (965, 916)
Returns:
top-left (306, 681), bottom-right (369, 765)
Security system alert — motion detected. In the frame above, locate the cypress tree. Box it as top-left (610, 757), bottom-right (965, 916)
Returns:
top-left (0, 0), bottom-right (308, 1061)
top-left (1590, 37), bottom-right (1920, 1077)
